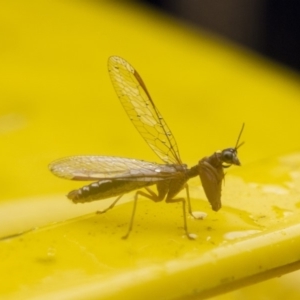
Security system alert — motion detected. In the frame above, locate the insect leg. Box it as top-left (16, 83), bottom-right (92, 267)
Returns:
top-left (185, 184), bottom-right (193, 216)
top-left (122, 187), bottom-right (164, 240)
top-left (185, 184), bottom-right (205, 220)
top-left (96, 194), bottom-right (124, 214)
top-left (165, 196), bottom-right (195, 240)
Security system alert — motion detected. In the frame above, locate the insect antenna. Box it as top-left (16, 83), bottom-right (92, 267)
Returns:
top-left (235, 123), bottom-right (245, 150)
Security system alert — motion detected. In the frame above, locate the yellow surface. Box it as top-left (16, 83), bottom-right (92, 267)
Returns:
top-left (1, 1), bottom-right (300, 299)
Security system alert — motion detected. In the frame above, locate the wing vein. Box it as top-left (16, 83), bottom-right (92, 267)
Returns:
top-left (108, 56), bottom-right (182, 165)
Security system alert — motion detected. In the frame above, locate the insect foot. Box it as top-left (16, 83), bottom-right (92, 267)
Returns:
top-left (187, 233), bottom-right (198, 240)
top-left (190, 211), bottom-right (207, 220)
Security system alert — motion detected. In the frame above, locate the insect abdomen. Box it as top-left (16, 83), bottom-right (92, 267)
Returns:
top-left (68, 180), bottom-right (153, 203)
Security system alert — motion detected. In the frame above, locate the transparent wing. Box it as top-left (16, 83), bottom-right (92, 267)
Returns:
top-left (49, 155), bottom-right (180, 182)
top-left (108, 56), bottom-right (181, 165)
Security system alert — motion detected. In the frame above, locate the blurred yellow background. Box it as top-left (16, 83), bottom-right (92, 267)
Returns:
top-left (1, 1), bottom-right (300, 299)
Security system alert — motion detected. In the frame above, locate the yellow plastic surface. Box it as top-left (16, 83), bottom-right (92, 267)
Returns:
top-left (1, 1), bottom-right (300, 299)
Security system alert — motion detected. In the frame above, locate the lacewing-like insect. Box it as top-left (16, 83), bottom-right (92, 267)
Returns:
top-left (49, 56), bottom-right (244, 239)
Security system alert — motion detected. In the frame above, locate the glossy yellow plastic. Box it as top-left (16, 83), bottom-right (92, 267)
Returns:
top-left (1, 1), bottom-right (300, 299)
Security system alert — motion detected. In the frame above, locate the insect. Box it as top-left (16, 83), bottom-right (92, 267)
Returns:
top-left (49, 56), bottom-right (244, 239)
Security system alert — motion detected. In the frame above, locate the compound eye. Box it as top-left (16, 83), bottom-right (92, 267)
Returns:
top-left (222, 149), bottom-right (234, 163)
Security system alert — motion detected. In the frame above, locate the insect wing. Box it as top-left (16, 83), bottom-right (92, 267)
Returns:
top-left (108, 56), bottom-right (181, 165)
top-left (49, 156), bottom-right (179, 182)
top-left (199, 162), bottom-right (223, 212)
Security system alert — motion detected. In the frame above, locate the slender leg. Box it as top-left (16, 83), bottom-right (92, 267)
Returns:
top-left (185, 184), bottom-right (193, 216)
top-left (122, 187), bottom-right (164, 239)
top-left (119, 186), bottom-right (196, 240)
top-left (96, 194), bottom-right (124, 214)
top-left (165, 197), bottom-right (195, 240)
top-left (185, 184), bottom-right (204, 220)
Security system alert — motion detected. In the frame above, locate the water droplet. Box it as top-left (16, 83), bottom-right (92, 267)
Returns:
top-left (188, 233), bottom-right (198, 239)
top-left (192, 211), bottom-right (207, 220)
top-left (47, 247), bottom-right (56, 258)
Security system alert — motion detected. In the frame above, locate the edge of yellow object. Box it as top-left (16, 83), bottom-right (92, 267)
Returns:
top-left (1, 1), bottom-right (300, 299)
